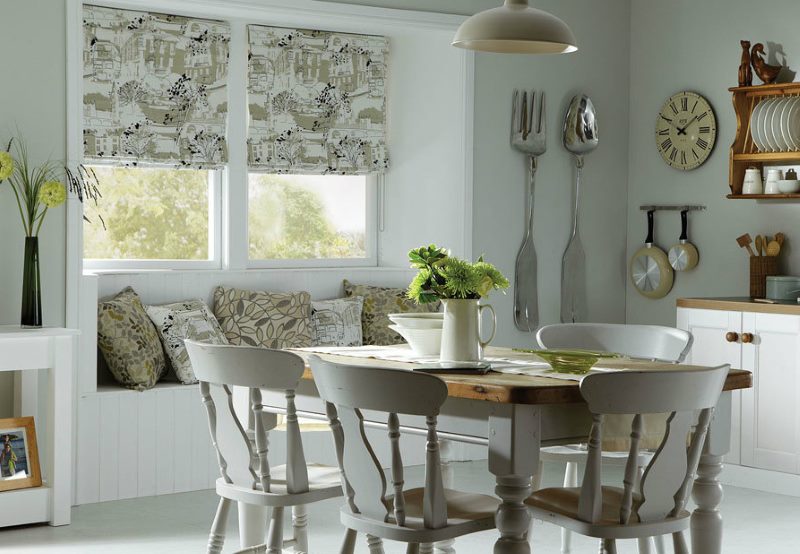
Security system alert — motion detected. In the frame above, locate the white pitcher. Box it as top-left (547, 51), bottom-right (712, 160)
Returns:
top-left (439, 299), bottom-right (497, 363)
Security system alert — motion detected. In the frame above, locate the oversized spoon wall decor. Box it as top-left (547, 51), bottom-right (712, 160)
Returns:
top-left (561, 94), bottom-right (598, 323)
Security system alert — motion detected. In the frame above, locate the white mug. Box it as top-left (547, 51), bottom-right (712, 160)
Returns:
top-left (743, 168), bottom-right (763, 195)
top-left (765, 169), bottom-right (783, 194)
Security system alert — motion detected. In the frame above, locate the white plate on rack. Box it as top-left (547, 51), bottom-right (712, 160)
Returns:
top-left (779, 98), bottom-right (796, 151)
top-left (772, 98), bottom-right (791, 151)
top-left (762, 99), bottom-right (780, 152)
top-left (751, 99), bottom-right (768, 152)
top-left (786, 97), bottom-right (800, 151)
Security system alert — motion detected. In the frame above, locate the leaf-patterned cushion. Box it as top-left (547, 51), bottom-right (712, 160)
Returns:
top-left (212, 287), bottom-right (312, 349)
top-left (343, 280), bottom-right (441, 346)
top-left (146, 300), bottom-right (229, 385)
top-left (97, 287), bottom-right (166, 391)
top-left (310, 296), bottom-right (364, 347)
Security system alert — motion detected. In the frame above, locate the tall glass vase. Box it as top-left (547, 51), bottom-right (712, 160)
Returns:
top-left (20, 236), bottom-right (42, 328)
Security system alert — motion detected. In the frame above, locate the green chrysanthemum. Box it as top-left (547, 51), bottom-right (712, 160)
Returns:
top-left (441, 257), bottom-right (482, 299)
top-left (0, 152), bottom-right (13, 181)
top-left (38, 180), bottom-right (67, 208)
top-left (408, 267), bottom-right (437, 304)
top-left (473, 261), bottom-right (510, 296)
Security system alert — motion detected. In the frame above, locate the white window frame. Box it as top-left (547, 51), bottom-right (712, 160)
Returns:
top-left (82, 169), bottom-right (224, 271)
top-left (246, 173), bottom-right (379, 269)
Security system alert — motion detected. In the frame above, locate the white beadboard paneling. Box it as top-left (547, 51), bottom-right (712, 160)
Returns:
top-left (172, 390), bottom-right (193, 493)
top-left (155, 390), bottom-right (176, 496)
top-left (76, 395), bottom-right (100, 505)
top-left (137, 392), bottom-right (157, 498)
top-left (98, 394), bottom-right (120, 502)
top-left (117, 394), bottom-right (139, 500)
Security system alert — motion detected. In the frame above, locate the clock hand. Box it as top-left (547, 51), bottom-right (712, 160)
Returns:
top-left (660, 115), bottom-right (678, 131)
top-left (677, 115), bottom-right (698, 136)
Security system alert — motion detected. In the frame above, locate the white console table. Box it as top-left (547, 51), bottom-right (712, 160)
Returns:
top-left (0, 326), bottom-right (77, 527)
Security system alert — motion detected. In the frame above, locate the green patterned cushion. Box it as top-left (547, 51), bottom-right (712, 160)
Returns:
top-left (213, 287), bottom-right (312, 349)
top-left (146, 300), bottom-right (228, 385)
top-left (343, 280), bottom-right (440, 346)
top-left (97, 287), bottom-right (166, 391)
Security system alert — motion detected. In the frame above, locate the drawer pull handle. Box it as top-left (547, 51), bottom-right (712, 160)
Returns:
top-left (741, 332), bottom-right (755, 344)
top-left (725, 332), bottom-right (739, 343)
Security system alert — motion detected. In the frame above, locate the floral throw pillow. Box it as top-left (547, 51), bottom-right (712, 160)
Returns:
top-left (311, 296), bottom-right (364, 347)
top-left (146, 300), bottom-right (229, 385)
top-left (97, 287), bottom-right (166, 391)
top-left (213, 287), bottom-right (312, 349)
top-left (343, 280), bottom-right (440, 346)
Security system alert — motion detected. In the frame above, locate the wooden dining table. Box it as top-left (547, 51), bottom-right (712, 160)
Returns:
top-left (246, 346), bottom-right (752, 554)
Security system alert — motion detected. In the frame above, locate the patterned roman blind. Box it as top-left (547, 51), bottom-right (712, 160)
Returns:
top-left (247, 25), bottom-right (389, 175)
top-left (82, 5), bottom-right (230, 168)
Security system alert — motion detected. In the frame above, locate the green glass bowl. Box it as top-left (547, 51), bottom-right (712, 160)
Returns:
top-left (513, 348), bottom-right (622, 375)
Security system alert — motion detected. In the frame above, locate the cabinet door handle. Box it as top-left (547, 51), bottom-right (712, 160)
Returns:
top-left (725, 332), bottom-right (739, 343)
top-left (741, 332), bottom-right (755, 344)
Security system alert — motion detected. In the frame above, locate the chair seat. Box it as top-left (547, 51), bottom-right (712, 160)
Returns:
top-left (217, 463), bottom-right (343, 507)
top-left (341, 487), bottom-right (499, 543)
top-left (526, 486), bottom-right (689, 540)
top-left (540, 444), bottom-right (652, 466)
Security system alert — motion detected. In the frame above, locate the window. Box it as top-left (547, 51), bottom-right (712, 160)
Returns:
top-left (248, 174), bottom-right (375, 267)
top-left (83, 166), bottom-right (220, 269)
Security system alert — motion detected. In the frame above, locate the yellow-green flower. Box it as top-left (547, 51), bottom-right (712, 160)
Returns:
top-left (0, 152), bottom-right (13, 181)
top-left (39, 181), bottom-right (67, 208)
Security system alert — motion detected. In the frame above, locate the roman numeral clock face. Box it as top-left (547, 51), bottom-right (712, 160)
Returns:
top-left (655, 91), bottom-right (717, 170)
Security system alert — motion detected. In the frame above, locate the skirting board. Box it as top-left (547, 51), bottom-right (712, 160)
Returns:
top-left (720, 462), bottom-right (800, 498)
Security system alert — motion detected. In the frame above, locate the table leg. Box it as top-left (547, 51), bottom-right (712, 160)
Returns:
top-left (690, 391), bottom-right (731, 554)
top-left (488, 404), bottom-right (540, 554)
top-left (436, 439), bottom-right (456, 554)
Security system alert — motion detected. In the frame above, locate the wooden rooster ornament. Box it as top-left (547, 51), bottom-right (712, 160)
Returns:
top-left (738, 40), bottom-right (752, 86)
top-left (751, 43), bottom-right (782, 84)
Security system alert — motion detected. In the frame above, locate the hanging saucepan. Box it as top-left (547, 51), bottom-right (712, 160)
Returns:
top-left (668, 209), bottom-right (699, 271)
top-left (631, 210), bottom-right (674, 298)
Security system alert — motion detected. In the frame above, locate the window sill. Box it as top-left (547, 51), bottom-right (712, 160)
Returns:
top-left (83, 265), bottom-right (409, 277)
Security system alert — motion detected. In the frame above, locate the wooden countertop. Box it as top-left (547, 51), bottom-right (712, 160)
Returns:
top-left (678, 297), bottom-right (800, 315)
top-left (295, 348), bottom-right (752, 406)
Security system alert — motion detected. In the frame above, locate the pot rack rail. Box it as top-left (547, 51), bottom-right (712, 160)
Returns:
top-left (639, 204), bottom-right (707, 212)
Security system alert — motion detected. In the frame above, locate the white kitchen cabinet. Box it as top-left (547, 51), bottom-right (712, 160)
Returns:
top-left (678, 300), bottom-right (800, 474)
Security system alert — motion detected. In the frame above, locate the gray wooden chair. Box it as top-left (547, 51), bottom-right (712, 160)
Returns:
top-left (535, 322), bottom-right (692, 554)
top-left (526, 363), bottom-right (729, 554)
top-left (310, 355), bottom-right (500, 554)
top-left (186, 341), bottom-right (343, 554)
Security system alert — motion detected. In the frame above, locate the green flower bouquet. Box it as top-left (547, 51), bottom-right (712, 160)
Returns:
top-left (407, 244), bottom-right (509, 304)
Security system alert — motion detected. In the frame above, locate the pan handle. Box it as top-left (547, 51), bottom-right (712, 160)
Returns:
top-left (680, 209), bottom-right (689, 242)
top-left (646, 209), bottom-right (655, 245)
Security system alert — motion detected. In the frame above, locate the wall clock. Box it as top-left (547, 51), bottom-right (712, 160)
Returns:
top-left (655, 91), bottom-right (717, 170)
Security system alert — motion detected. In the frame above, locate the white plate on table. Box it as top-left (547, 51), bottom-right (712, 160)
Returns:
top-left (751, 99), bottom-right (767, 152)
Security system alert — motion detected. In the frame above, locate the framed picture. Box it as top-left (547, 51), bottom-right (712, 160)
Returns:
top-left (0, 417), bottom-right (42, 492)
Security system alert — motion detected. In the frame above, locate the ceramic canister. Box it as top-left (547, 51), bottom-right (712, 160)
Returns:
top-left (743, 167), bottom-right (763, 194)
top-left (765, 169), bottom-right (783, 194)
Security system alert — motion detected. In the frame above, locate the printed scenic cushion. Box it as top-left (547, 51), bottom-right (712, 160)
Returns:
top-left (310, 296), bottom-right (364, 347)
top-left (342, 280), bottom-right (440, 346)
top-left (97, 287), bottom-right (166, 391)
top-left (146, 300), bottom-right (228, 385)
top-left (213, 287), bottom-right (312, 349)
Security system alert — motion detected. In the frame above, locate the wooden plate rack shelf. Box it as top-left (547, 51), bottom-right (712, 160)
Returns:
top-left (729, 82), bottom-right (800, 199)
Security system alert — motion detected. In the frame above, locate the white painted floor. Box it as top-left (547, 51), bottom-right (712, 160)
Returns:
top-left (3, 461), bottom-right (798, 553)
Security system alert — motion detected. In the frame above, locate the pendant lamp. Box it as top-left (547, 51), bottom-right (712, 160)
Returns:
top-left (452, 0), bottom-right (577, 54)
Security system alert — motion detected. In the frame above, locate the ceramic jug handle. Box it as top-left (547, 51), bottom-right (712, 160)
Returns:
top-left (478, 304), bottom-right (497, 349)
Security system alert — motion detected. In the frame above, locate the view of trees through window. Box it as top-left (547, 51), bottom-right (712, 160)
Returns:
top-left (248, 174), bottom-right (367, 260)
top-left (83, 166), bottom-right (212, 261)
top-left (83, 167), bottom-right (368, 263)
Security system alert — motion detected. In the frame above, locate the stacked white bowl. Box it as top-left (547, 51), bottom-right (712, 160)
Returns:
top-left (388, 313), bottom-right (444, 357)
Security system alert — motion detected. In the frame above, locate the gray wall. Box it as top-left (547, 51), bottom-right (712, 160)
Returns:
top-left (0, 0), bottom-right (67, 412)
top-left (626, 0), bottom-right (800, 325)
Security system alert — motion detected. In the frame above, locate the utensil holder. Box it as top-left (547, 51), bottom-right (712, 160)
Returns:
top-left (750, 256), bottom-right (779, 298)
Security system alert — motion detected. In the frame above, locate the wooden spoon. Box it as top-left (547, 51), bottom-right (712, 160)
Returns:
top-left (737, 234), bottom-right (756, 257)
top-left (776, 232), bottom-right (786, 246)
top-left (755, 235), bottom-right (763, 256)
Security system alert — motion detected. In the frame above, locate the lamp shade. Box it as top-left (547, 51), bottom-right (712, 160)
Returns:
top-left (452, 0), bottom-right (577, 54)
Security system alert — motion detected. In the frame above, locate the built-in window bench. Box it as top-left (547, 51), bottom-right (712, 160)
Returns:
top-left (74, 268), bottom-right (441, 504)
